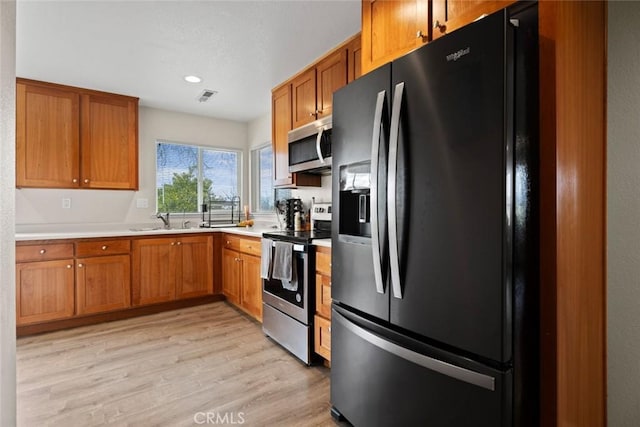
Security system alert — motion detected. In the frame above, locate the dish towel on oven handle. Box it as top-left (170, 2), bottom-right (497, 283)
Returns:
top-left (271, 241), bottom-right (298, 291)
top-left (260, 238), bottom-right (272, 279)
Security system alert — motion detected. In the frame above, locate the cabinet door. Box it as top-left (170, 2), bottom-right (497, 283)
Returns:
top-left (16, 259), bottom-right (75, 325)
top-left (316, 49), bottom-right (348, 119)
top-left (16, 81), bottom-right (80, 188)
top-left (81, 93), bottom-right (138, 189)
top-left (272, 84), bottom-right (293, 187)
top-left (347, 35), bottom-right (362, 83)
top-left (361, 0), bottom-right (430, 74)
top-left (431, 0), bottom-right (515, 40)
top-left (76, 255), bottom-right (131, 315)
top-left (240, 254), bottom-right (263, 321)
top-left (176, 236), bottom-right (213, 299)
top-left (316, 273), bottom-right (332, 319)
top-left (291, 68), bottom-right (317, 128)
top-left (132, 238), bottom-right (177, 306)
top-left (314, 314), bottom-right (332, 361)
top-left (222, 248), bottom-right (241, 305)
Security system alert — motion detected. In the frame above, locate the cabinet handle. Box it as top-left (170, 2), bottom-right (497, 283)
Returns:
top-left (328, 327), bottom-right (331, 333)
top-left (78, 263), bottom-right (83, 268)
top-left (66, 264), bottom-right (72, 269)
top-left (171, 242), bottom-right (175, 246)
top-left (416, 30), bottom-right (427, 40)
top-left (39, 249), bottom-right (46, 254)
top-left (309, 112), bottom-right (316, 117)
top-left (433, 20), bottom-right (445, 31)
top-left (72, 178), bottom-right (78, 183)
top-left (101, 245), bottom-right (108, 251)
top-left (83, 179), bottom-right (90, 184)
top-left (226, 240), bottom-right (230, 245)
top-left (177, 242), bottom-right (182, 246)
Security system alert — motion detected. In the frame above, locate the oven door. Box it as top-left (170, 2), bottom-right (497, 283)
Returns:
top-left (262, 245), bottom-right (312, 325)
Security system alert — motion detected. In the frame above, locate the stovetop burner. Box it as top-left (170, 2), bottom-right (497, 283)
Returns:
top-left (262, 229), bottom-right (331, 244)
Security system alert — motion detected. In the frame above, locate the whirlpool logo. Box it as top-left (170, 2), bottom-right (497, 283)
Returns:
top-left (446, 47), bottom-right (471, 62)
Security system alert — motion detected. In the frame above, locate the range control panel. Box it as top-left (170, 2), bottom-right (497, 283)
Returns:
top-left (311, 202), bottom-right (332, 222)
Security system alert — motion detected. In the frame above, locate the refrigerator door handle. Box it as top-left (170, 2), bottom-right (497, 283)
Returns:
top-left (316, 126), bottom-right (325, 164)
top-left (334, 310), bottom-right (496, 391)
top-left (388, 82), bottom-right (404, 299)
top-left (370, 90), bottom-right (386, 294)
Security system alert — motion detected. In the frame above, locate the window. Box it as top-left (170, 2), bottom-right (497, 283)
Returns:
top-left (156, 141), bottom-right (241, 213)
top-left (251, 143), bottom-right (274, 212)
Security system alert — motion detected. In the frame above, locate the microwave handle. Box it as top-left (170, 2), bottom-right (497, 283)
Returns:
top-left (316, 127), bottom-right (325, 164)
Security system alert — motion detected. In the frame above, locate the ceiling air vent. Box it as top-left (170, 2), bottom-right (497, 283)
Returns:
top-left (198, 89), bottom-right (218, 103)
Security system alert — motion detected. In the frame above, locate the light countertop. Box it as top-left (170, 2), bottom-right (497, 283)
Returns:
top-left (15, 223), bottom-right (275, 242)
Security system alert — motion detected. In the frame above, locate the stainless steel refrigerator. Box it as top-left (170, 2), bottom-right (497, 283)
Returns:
top-left (330, 4), bottom-right (539, 426)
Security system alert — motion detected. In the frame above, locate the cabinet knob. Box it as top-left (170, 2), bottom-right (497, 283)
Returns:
top-left (226, 241), bottom-right (230, 245)
top-left (433, 20), bottom-right (445, 31)
top-left (177, 242), bottom-right (182, 246)
top-left (101, 245), bottom-right (108, 251)
top-left (83, 178), bottom-right (90, 184)
top-left (171, 242), bottom-right (175, 246)
top-left (416, 30), bottom-right (427, 40)
top-left (66, 264), bottom-right (72, 269)
top-left (328, 327), bottom-right (331, 333)
top-left (39, 249), bottom-right (46, 254)
top-left (72, 178), bottom-right (78, 183)
top-left (78, 263), bottom-right (84, 268)
top-left (309, 112), bottom-right (316, 117)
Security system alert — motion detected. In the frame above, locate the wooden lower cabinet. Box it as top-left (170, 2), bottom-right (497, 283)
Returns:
top-left (314, 246), bottom-right (332, 362)
top-left (314, 314), bottom-right (332, 361)
top-left (222, 248), bottom-right (241, 305)
top-left (76, 254), bottom-right (131, 315)
top-left (132, 235), bottom-right (213, 306)
top-left (176, 236), bottom-right (214, 299)
top-left (16, 259), bottom-right (75, 325)
top-left (240, 253), bottom-right (263, 321)
top-left (222, 234), bottom-right (263, 321)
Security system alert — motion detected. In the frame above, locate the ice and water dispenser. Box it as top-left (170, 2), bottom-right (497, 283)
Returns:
top-left (339, 161), bottom-right (372, 238)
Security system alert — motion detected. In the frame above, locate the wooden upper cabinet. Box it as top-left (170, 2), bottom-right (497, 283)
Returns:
top-left (16, 78), bottom-right (139, 190)
top-left (316, 49), bottom-right (348, 119)
top-left (16, 82), bottom-right (80, 188)
top-left (291, 68), bottom-right (317, 128)
top-left (347, 35), bottom-right (362, 83)
top-left (431, 0), bottom-right (516, 40)
top-left (80, 93), bottom-right (138, 189)
top-left (272, 84), bottom-right (293, 187)
top-left (361, 0), bottom-right (430, 74)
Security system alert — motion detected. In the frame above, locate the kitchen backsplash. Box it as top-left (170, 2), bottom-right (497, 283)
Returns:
top-left (290, 174), bottom-right (332, 212)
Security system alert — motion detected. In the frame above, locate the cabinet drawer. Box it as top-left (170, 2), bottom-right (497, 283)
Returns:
top-left (316, 249), bottom-right (331, 276)
top-left (16, 243), bottom-right (74, 262)
top-left (316, 273), bottom-right (332, 319)
top-left (76, 239), bottom-right (130, 257)
top-left (223, 234), bottom-right (241, 251)
top-left (240, 238), bottom-right (261, 256)
top-left (314, 314), bottom-right (332, 361)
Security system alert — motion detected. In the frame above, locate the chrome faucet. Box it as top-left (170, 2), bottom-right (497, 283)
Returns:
top-left (156, 212), bottom-right (170, 229)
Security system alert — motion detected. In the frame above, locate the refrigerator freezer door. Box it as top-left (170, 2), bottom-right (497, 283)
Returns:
top-left (389, 10), bottom-right (514, 363)
top-left (331, 307), bottom-right (511, 426)
top-left (332, 64), bottom-right (391, 321)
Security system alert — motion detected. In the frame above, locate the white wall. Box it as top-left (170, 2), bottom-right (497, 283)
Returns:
top-left (248, 112), bottom-right (270, 149)
top-left (608, 3), bottom-right (640, 425)
top-left (16, 106), bottom-right (248, 225)
top-left (0, 0), bottom-right (16, 425)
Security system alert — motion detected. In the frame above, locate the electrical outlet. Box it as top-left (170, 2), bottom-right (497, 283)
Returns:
top-left (62, 198), bottom-right (71, 209)
top-left (136, 198), bottom-right (149, 209)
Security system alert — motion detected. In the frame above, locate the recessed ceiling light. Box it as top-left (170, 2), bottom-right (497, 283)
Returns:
top-left (184, 75), bottom-right (202, 83)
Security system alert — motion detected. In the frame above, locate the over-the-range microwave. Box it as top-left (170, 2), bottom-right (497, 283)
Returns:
top-left (288, 115), bottom-right (331, 174)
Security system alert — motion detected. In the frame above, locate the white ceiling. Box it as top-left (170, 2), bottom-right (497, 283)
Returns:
top-left (16, 0), bottom-right (361, 123)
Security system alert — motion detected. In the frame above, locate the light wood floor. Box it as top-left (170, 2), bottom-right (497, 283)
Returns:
top-left (17, 302), bottom-right (342, 427)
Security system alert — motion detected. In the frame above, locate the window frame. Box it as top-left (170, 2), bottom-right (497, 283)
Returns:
top-left (155, 139), bottom-right (243, 215)
top-left (250, 142), bottom-right (275, 214)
